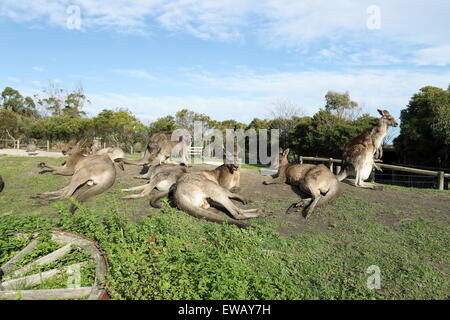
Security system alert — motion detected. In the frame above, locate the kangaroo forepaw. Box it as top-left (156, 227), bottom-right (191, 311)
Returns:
top-left (230, 187), bottom-right (241, 193)
top-left (38, 162), bottom-right (46, 168)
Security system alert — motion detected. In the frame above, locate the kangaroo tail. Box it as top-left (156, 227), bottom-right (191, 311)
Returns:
top-left (150, 192), bottom-right (169, 208)
top-left (70, 181), bottom-right (114, 213)
top-left (178, 201), bottom-right (248, 228)
top-left (318, 179), bottom-right (341, 208)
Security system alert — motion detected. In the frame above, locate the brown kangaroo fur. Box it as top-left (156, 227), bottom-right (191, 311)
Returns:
top-left (263, 148), bottom-right (341, 219)
top-left (121, 163), bottom-right (187, 202)
top-left (149, 149), bottom-right (243, 208)
top-left (32, 154), bottom-right (121, 213)
top-left (95, 147), bottom-right (125, 161)
top-left (170, 172), bottom-right (260, 228)
top-left (0, 175), bottom-right (4, 193)
top-left (337, 109), bottom-right (398, 190)
top-left (199, 149), bottom-right (241, 192)
top-left (119, 131), bottom-right (190, 167)
top-left (39, 139), bottom-right (87, 176)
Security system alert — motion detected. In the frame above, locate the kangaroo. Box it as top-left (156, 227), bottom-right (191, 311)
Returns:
top-left (148, 149), bottom-right (243, 208)
top-left (0, 175), bottom-right (4, 193)
top-left (31, 154), bottom-right (121, 213)
top-left (199, 149), bottom-right (241, 192)
top-left (119, 131), bottom-right (190, 167)
top-left (39, 140), bottom-right (87, 176)
top-left (169, 172), bottom-right (260, 228)
top-left (263, 148), bottom-right (341, 219)
top-left (337, 109), bottom-right (398, 190)
top-left (95, 147), bottom-right (125, 162)
top-left (121, 163), bottom-right (187, 201)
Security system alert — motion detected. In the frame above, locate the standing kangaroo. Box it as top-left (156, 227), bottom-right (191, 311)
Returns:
top-left (337, 109), bottom-right (398, 190)
top-left (32, 154), bottom-right (121, 213)
top-left (119, 131), bottom-right (190, 166)
top-left (263, 148), bottom-right (341, 219)
top-left (169, 173), bottom-right (259, 228)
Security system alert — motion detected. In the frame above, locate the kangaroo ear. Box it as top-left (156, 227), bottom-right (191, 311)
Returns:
top-left (377, 109), bottom-right (385, 116)
top-left (283, 148), bottom-right (290, 156)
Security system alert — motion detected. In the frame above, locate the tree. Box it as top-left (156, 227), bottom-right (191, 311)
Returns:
top-left (289, 110), bottom-right (378, 158)
top-left (325, 91), bottom-right (360, 120)
top-left (394, 86), bottom-right (450, 168)
top-left (63, 84), bottom-right (89, 118)
top-left (268, 99), bottom-right (304, 149)
top-left (175, 108), bottom-right (213, 133)
top-left (93, 109), bottom-right (147, 146)
top-left (1, 87), bottom-right (24, 113)
top-left (149, 115), bottom-right (177, 133)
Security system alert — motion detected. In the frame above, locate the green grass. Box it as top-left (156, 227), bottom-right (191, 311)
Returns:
top-left (1, 155), bottom-right (449, 299)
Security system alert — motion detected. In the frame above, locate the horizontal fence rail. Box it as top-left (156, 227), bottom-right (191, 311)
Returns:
top-left (299, 156), bottom-right (449, 190)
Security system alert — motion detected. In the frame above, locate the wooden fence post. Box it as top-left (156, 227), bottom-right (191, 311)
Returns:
top-left (438, 171), bottom-right (444, 190)
top-left (299, 156), bottom-right (303, 164)
top-left (47, 140), bottom-right (50, 152)
top-left (328, 158), bottom-right (333, 172)
top-left (335, 165), bottom-right (341, 175)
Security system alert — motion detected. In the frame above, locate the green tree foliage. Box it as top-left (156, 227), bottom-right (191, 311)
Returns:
top-left (175, 108), bottom-right (213, 132)
top-left (93, 109), bottom-right (147, 146)
top-left (0, 87), bottom-right (39, 120)
top-left (325, 91), bottom-right (359, 119)
top-left (394, 86), bottom-right (450, 168)
top-left (26, 116), bottom-right (93, 141)
top-left (289, 110), bottom-right (378, 158)
top-left (149, 115), bottom-right (177, 133)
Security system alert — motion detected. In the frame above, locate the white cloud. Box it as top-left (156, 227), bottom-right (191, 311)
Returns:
top-left (414, 45), bottom-right (450, 66)
top-left (33, 66), bottom-right (45, 72)
top-left (81, 68), bottom-right (450, 124)
top-left (7, 77), bottom-right (20, 83)
top-left (110, 69), bottom-right (159, 81)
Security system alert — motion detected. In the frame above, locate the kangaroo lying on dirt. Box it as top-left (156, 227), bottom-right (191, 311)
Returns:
top-left (199, 149), bottom-right (241, 192)
top-left (148, 149), bottom-right (242, 207)
top-left (119, 131), bottom-right (190, 167)
top-left (168, 172), bottom-right (259, 228)
top-left (0, 175), bottom-right (4, 193)
top-left (337, 109), bottom-right (398, 190)
top-left (121, 163), bottom-right (187, 201)
top-left (263, 148), bottom-right (341, 219)
top-left (32, 154), bottom-right (122, 213)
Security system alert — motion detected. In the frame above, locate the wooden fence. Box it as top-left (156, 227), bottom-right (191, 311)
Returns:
top-left (299, 156), bottom-right (449, 191)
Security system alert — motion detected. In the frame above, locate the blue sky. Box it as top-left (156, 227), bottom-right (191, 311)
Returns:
top-left (1, 0), bottom-right (449, 127)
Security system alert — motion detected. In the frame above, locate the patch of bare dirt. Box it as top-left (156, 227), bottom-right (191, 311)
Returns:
top-left (116, 163), bottom-right (450, 236)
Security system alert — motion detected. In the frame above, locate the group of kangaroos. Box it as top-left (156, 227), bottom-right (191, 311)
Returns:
top-left (1, 109), bottom-right (397, 228)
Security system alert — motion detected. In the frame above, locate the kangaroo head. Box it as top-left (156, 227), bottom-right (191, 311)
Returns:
top-left (377, 109), bottom-right (398, 127)
top-left (278, 148), bottom-right (290, 167)
top-left (62, 139), bottom-right (86, 156)
top-left (223, 147), bottom-right (240, 172)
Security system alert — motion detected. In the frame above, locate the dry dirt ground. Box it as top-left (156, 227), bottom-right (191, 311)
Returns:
top-left (115, 163), bottom-right (450, 236)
